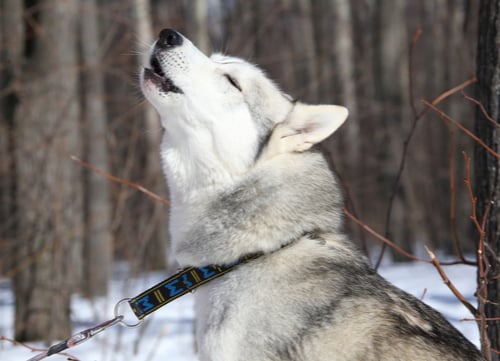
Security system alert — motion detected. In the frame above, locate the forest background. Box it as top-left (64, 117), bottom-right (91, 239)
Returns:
top-left (0, 0), bottom-right (482, 345)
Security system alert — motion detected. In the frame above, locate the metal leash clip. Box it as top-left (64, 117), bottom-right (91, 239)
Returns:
top-left (26, 298), bottom-right (143, 361)
top-left (26, 316), bottom-right (123, 361)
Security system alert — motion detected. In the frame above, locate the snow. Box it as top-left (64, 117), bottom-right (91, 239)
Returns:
top-left (1, 261), bottom-right (480, 360)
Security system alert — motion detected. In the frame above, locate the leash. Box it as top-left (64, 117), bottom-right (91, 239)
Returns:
top-left (25, 254), bottom-right (260, 361)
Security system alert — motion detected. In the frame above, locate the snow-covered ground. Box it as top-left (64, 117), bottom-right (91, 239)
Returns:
top-left (0, 261), bottom-right (480, 360)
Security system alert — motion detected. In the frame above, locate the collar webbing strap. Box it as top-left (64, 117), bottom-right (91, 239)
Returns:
top-left (128, 254), bottom-right (260, 319)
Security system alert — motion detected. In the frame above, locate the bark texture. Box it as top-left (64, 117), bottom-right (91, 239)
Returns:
top-left (13, 0), bottom-right (82, 341)
top-left (475, 0), bottom-right (500, 359)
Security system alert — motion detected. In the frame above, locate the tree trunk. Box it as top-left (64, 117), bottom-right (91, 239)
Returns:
top-left (134, 0), bottom-right (168, 271)
top-left (13, 0), bottom-right (82, 342)
top-left (80, 0), bottom-right (112, 297)
top-left (0, 0), bottom-right (24, 274)
top-left (475, 0), bottom-right (500, 359)
top-left (373, 0), bottom-right (412, 262)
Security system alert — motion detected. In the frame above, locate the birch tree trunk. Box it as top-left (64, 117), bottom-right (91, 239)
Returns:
top-left (13, 0), bottom-right (82, 341)
top-left (475, 1), bottom-right (500, 359)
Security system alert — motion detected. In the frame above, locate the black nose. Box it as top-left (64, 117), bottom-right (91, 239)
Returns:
top-left (157, 28), bottom-right (183, 49)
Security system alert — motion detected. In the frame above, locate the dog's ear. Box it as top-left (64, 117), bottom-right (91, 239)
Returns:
top-left (284, 103), bottom-right (348, 150)
top-left (260, 103), bottom-right (348, 161)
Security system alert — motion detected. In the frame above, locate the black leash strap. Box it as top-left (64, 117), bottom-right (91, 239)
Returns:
top-left (128, 254), bottom-right (260, 319)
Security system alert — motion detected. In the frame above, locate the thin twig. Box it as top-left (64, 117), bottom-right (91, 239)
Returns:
top-left (462, 91), bottom-right (500, 128)
top-left (440, 117), bottom-right (476, 265)
top-left (463, 317), bottom-right (500, 322)
top-left (477, 201), bottom-right (492, 360)
top-left (0, 335), bottom-right (79, 360)
top-left (420, 288), bottom-right (428, 301)
top-left (424, 246), bottom-right (478, 317)
top-left (408, 26), bottom-right (423, 118)
top-left (345, 208), bottom-right (431, 263)
top-left (424, 77), bottom-right (477, 111)
top-left (422, 101), bottom-right (500, 159)
top-left (463, 151), bottom-right (492, 359)
top-left (344, 208), bottom-right (476, 266)
top-left (70, 155), bottom-right (169, 205)
top-left (0, 335), bottom-right (46, 353)
top-left (463, 152), bottom-right (482, 231)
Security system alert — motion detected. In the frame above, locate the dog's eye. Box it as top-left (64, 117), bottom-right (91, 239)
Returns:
top-left (224, 74), bottom-right (242, 92)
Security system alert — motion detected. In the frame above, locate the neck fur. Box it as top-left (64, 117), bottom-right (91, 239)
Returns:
top-left (160, 140), bottom-right (237, 205)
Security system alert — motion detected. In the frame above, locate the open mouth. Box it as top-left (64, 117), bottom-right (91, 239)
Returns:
top-left (144, 55), bottom-right (183, 94)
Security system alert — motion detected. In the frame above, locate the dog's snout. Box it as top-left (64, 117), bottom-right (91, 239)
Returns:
top-left (157, 28), bottom-right (183, 49)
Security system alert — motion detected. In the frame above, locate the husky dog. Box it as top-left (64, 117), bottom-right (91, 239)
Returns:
top-left (140, 28), bottom-right (485, 361)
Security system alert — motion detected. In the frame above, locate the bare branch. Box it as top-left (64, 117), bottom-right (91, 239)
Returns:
top-left (344, 208), bottom-right (431, 263)
top-left (463, 317), bottom-right (500, 322)
top-left (70, 155), bottom-right (170, 206)
top-left (408, 26), bottom-right (423, 118)
top-left (444, 120), bottom-right (461, 258)
top-left (442, 120), bottom-right (475, 265)
top-left (0, 335), bottom-right (79, 360)
top-left (424, 246), bottom-right (478, 317)
top-left (345, 208), bottom-right (475, 266)
top-left (462, 91), bottom-right (500, 128)
top-left (426, 77), bottom-right (477, 110)
top-left (463, 152), bottom-right (485, 235)
top-left (463, 151), bottom-right (492, 357)
top-left (422, 101), bottom-right (500, 159)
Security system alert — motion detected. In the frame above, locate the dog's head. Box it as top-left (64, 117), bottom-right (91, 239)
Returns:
top-left (141, 29), bottom-right (348, 195)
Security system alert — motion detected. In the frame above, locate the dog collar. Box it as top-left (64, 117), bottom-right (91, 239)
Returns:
top-left (128, 233), bottom-right (309, 320)
top-left (128, 253), bottom-right (260, 319)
